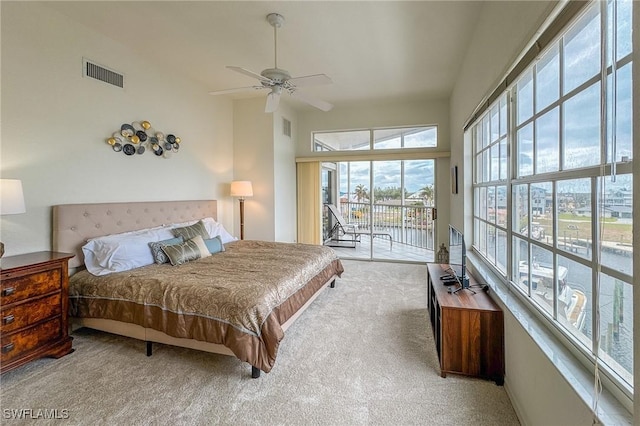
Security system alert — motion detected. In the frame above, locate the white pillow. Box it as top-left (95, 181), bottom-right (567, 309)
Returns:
top-left (82, 218), bottom-right (236, 276)
top-left (169, 217), bottom-right (236, 244)
top-left (203, 218), bottom-right (237, 244)
top-left (82, 226), bottom-right (174, 276)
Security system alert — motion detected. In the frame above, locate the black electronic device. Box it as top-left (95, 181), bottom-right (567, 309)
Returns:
top-left (448, 225), bottom-right (470, 291)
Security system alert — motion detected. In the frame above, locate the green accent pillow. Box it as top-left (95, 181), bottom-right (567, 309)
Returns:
top-left (203, 236), bottom-right (225, 254)
top-left (148, 236), bottom-right (183, 264)
top-left (161, 235), bottom-right (211, 266)
top-left (172, 220), bottom-right (209, 241)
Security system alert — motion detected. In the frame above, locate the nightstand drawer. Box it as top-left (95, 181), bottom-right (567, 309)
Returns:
top-left (0, 293), bottom-right (61, 333)
top-left (0, 268), bottom-right (61, 305)
top-left (1, 318), bottom-right (62, 363)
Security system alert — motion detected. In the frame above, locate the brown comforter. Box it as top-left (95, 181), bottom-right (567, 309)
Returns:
top-left (69, 240), bottom-right (344, 372)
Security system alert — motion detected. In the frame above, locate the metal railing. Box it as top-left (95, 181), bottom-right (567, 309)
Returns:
top-left (338, 201), bottom-right (435, 250)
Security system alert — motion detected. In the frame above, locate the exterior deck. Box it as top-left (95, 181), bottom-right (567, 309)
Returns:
top-left (325, 201), bottom-right (435, 262)
top-left (327, 234), bottom-right (434, 262)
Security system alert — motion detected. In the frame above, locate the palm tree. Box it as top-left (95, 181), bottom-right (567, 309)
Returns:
top-left (354, 184), bottom-right (369, 202)
top-left (420, 185), bottom-right (434, 206)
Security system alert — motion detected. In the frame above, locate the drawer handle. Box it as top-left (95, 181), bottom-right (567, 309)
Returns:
top-left (3, 314), bottom-right (15, 325)
top-left (2, 287), bottom-right (15, 297)
top-left (1, 342), bottom-right (14, 354)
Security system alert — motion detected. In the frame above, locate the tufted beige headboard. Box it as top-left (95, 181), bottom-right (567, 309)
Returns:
top-left (53, 200), bottom-right (217, 268)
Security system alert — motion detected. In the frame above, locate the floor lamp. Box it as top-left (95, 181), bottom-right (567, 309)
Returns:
top-left (230, 181), bottom-right (253, 240)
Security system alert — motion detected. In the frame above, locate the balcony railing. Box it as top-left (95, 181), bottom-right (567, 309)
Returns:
top-left (337, 201), bottom-right (435, 250)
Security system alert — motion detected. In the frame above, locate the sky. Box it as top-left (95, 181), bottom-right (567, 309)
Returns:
top-left (323, 127), bottom-right (437, 196)
top-left (339, 159), bottom-right (435, 196)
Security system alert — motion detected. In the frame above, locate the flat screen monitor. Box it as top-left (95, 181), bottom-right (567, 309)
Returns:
top-left (449, 225), bottom-right (469, 289)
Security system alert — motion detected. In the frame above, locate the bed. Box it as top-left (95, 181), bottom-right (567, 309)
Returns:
top-left (52, 200), bottom-right (344, 378)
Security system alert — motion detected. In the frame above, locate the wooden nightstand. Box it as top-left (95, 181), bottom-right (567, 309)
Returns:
top-left (1, 251), bottom-right (75, 373)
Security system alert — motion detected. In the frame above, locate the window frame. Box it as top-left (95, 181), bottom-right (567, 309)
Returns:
top-left (312, 125), bottom-right (438, 152)
top-left (470, 0), bottom-right (634, 401)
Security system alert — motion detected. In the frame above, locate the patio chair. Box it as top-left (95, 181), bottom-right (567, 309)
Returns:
top-left (325, 204), bottom-right (392, 248)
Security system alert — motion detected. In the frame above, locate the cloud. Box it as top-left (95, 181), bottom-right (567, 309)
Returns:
top-left (339, 160), bottom-right (435, 194)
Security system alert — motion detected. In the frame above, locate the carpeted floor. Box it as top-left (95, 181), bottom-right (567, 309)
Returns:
top-left (1, 260), bottom-right (519, 425)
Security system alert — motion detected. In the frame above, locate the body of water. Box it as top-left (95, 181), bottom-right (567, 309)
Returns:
top-left (486, 235), bottom-right (633, 377)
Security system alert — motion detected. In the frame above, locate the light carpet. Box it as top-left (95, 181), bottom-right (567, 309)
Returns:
top-left (1, 260), bottom-right (519, 425)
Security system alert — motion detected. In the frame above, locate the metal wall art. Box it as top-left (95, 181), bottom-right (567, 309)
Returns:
top-left (106, 121), bottom-right (181, 158)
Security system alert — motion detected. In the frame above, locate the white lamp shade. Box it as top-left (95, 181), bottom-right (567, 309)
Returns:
top-left (0, 179), bottom-right (26, 215)
top-left (230, 181), bottom-right (253, 198)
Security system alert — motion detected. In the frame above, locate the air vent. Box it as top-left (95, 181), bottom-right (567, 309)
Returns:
top-left (83, 58), bottom-right (124, 88)
top-left (282, 118), bottom-right (292, 137)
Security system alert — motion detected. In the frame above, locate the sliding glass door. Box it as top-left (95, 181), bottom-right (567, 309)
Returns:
top-left (338, 161), bottom-right (371, 260)
top-left (329, 159), bottom-right (435, 261)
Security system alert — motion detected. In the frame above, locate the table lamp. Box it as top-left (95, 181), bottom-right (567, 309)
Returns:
top-left (0, 179), bottom-right (26, 257)
top-left (230, 181), bottom-right (253, 240)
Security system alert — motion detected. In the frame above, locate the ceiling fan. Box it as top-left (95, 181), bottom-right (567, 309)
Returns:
top-left (209, 13), bottom-right (333, 113)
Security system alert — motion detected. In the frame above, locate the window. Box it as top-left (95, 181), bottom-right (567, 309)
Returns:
top-left (336, 158), bottom-right (436, 259)
top-left (313, 126), bottom-right (437, 152)
top-left (316, 125), bottom-right (439, 260)
top-left (314, 130), bottom-right (370, 151)
top-left (474, 94), bottom-right (509, 279)
top-left (472, 0), bottom-right (634, 396)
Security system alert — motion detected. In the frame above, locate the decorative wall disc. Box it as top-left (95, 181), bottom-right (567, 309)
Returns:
top-left (105, 120), bottom-right (181, 159)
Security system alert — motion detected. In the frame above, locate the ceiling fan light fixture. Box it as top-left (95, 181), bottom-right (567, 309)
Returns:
top-left (265, 88), bottom-right (282, 113)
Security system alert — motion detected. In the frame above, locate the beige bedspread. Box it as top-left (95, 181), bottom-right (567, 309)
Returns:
top-left (69, 240), bottom-right (344, 372)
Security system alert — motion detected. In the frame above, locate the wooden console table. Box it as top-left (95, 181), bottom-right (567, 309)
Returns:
top-left (427, 263), bottom-right (504, 385)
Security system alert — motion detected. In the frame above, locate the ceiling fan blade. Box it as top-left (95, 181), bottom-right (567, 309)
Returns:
top-left (265, 91), bottom-right (281, 113)
top-left (287, 74), bottom-right (332, 88)
top-left (208, 86), bottom-right (265, 95)
top-left (290, 90), bottom-right (333, 112)
top-left (227, 66), bottom-right (272, 84)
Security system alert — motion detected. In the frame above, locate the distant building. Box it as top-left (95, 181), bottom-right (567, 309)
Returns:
top-left (575, 188), bottom-right (634, 218)
top-left (531, 186), bottom-right (547, 215)
top-left (603, 188), bottom-right (632, 208)
top-left (574, 205), bottom-right (632, 219)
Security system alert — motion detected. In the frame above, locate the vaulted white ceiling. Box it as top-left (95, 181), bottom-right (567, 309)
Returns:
top-left (43, 1), bottom-right (484, 110)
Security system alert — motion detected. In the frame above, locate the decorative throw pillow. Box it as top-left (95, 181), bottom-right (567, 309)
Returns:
top-left (172, 220), bottom-right (209, 241)
top-left (148, 236), bottom-right (183, 264)
top-left (167, 217), bottom-right (237, 243)
top-left (161, 235), bottom-right (211, 266)
top-left (203, 236), bottom-right (225, 254)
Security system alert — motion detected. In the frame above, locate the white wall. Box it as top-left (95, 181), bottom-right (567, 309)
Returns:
top-left (273, 103), bottom-right (298, 243)
top-left (297, 99), bottom-right (451, 249)
top-left (504, 307), bottom-right (595, 425)
top-left (232, 97), bottom-right (275, 241)
top-left (0, 2), bottom-right (235, 257)
top-left (231, 97), bottom-right (298, 243)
